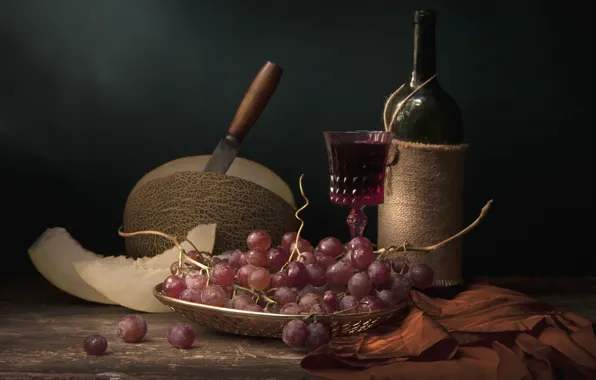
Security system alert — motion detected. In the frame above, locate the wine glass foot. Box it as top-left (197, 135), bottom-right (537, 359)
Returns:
top-left (347, 207), bottom-right (367, 239)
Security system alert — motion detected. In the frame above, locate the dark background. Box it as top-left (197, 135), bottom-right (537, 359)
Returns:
top-left (0, 0), bottom-right (593, 279)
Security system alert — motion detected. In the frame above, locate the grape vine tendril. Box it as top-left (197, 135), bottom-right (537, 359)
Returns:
top-left (373, 199), bottom-right (493, 256)
top-left (281, 173), bottom-right (309, 272)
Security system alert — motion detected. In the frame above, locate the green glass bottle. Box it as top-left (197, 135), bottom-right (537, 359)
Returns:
top-left (385, 9), bottom-right (463, 144)
top-left (380, 10), bottom-right (467, 297)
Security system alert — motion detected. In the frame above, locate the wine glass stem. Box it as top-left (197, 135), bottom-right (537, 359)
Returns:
top-left (347, 207), bottom-right (367, 239)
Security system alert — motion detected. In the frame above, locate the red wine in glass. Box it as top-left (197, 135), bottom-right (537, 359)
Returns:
top-left (324, 131), bottom-right (392, 238)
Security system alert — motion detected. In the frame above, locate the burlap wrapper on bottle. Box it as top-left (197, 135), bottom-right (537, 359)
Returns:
top-left (378, 139), bottom-right (468, 286)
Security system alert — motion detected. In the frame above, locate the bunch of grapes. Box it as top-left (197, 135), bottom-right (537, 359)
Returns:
top-left (162, 230), bottom-right (434, 349)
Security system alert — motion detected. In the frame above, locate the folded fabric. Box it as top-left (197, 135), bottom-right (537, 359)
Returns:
top-left (301, 285), bottom-right (596, 380)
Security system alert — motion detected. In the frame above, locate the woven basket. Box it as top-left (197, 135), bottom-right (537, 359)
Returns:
top-left (153, 283), bottom-right (408, 338)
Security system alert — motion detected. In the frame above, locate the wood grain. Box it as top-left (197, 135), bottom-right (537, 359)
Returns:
top-left (1, 273), bottom-right (594, 379)
top-left (227, 61), bottom-right (283, 143)
top-left (0, 303), bottom-right (316, 380)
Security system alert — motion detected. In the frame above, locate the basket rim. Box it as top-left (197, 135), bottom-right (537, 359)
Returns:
top-left (153, 283), bottom-right (408, 321)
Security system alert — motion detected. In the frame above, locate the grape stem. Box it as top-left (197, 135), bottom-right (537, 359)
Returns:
top-left (117, 227), bottom-right (211, 262)
top-left (180, 250), bottom-right (212, 272)
top-left (281, 174), bottom-right (309, 272)
top-left (374, 199), bottom-right (493, 255)
top-left (232, 284), bottom-right (277, 305)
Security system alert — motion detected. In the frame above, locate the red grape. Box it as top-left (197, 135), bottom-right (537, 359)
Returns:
top-left (267, 247), bottom-right (290, 270)
top-left (299, 292), bottom-right (323, 311)
top-left (238, 252), bottom-right (249, 267)
top-left (299, 284), bottom-right (320, 296)
top-left (367, 260), bottom-right (391, 285)
top-left (358, 295), bottom-right (384, 313)
top-left (270, 272), bottom-right (291, 288)
top-left (305, 264), bottom-right (326, 287)
top-left (117, 315), bottom-right (147, 343)
top-left (248, 267), bottom-right (271, 291)
top-left (244, 304), bottom-right (264, 312)
top-left (273, 287), bottom-right (297, 305)
top-left (267, 303), bottom-right (282, 313)
top-left (315, 253), bottom-right (335, 270)
top-left (286, 261), bottom-right (309, 288)
top-left (339, 295), bottom-right (358, 310)
top-left (299, 252), bottom-right (317, 266)
top-left (247, 230), bottom-right (272, 251)
top-left (232, 294), bottom-right (254, 310)
top-left (185, 274), bottom-right (208, 291)
top-left (236, 264), bottom-right (257, 287)
top-left (317, 237), bottom-right (343, 258)
top-left (307, 322), bottom-right (330, 349)
top-left (281, 232), bottom-right (298, 252)
top-left (167, 323), bottom-right (195, 349)
top-left (407, 263), bottom-right (434, 290)
top-left (180, 289), bottom-right (202, 303)
top-left (323, 290), bottom-right (339, 311)
top-left (348, 272), bottom-right (373, 300)
top-left (228, 249), bottom-right (243, 268)
top-left (83, 335), bottom-right (107, 355)
top-left (185, 250), bottom-right (203, 269)
top-left (232, 294), bottom-right (255, 310)
top-left (343, 248), bottom-right (353, 262)
top-left (211, 256), bottom-right (222, 266)
top-left (389, 274), bottom-right (412, 302)
top-left (391, 257), bottom-right (409, 274)
top-left (310, 303), bottom-right (333, 314)
top-left (282, 319), bottom-right (309, 348)
top-left (280, 302), bottom-right (303, 315)
top-left (290, 238), bottom-right (314, 254)
top-left (163, 275), bottom-right (187, 298)
top-left (350, 246), bottom-right (375, 270)
top-left (211, 263), bottom-right (235, 286)
top-left (377, 289), bottom-right (401, 308)
top-left (325, 261), bottom-right (353, 287)
top-left (223, 286), bottom-right (234, 299)
top-left (201, 285), bottom-right (228, 307)
top-left (247, 248), bottom-right (268, 267)
top-left (349, 236), bottom-right (374, 252)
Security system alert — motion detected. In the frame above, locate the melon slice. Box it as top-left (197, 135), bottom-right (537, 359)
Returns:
top-left (73, 260), bottom-right (171, 313)
top-left (131, 155), bottom-right (296, 207)
top-left (28, 228), bottom-right (116, 304)
top-left (28, 224), bottom-right (216, 306)
top-left (72, 224), bottom-right (217, 313)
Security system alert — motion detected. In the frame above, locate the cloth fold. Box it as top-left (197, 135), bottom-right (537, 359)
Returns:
top-left (301, 285), bottom-right (596, 380)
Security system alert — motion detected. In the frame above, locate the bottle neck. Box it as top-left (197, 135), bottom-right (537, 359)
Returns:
top-left (411, 20), bottom-right (437, 85)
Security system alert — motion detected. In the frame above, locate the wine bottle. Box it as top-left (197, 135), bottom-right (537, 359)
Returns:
top-left (384, 9), bottom-right (463, 144)
top-left (379, 9), bottom-right (467, 296)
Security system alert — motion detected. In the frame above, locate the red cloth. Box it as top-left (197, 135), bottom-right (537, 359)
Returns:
top-left (301, 285), bottom-right (596, 379)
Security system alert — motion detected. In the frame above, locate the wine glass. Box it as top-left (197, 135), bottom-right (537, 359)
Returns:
top-left (324, 131), bottom-right (392, 239)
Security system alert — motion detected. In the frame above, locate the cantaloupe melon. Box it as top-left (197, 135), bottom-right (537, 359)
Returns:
top-left (28, 224), bottom-right (216, 306)
top-left (130, 156), bottom-right (296, 207)
top-left (123, 156), bottom-right (299, 258)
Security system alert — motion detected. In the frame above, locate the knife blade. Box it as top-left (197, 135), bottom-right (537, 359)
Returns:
top-left (203, 61), bottom-right (283, 174)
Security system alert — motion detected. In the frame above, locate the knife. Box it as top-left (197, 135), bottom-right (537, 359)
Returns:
top-left (203, 61), bottom-right (284, 174)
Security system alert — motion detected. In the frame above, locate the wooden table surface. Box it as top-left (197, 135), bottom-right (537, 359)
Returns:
top-left (1, 274), bottom-right (595, 380)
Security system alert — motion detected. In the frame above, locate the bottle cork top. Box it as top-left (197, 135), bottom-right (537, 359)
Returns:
top-left (414, 9), bottom-right (436, 24)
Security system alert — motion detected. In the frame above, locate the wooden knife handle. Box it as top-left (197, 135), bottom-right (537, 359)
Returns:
top-left (227, 61), bottom-right (283, 143)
